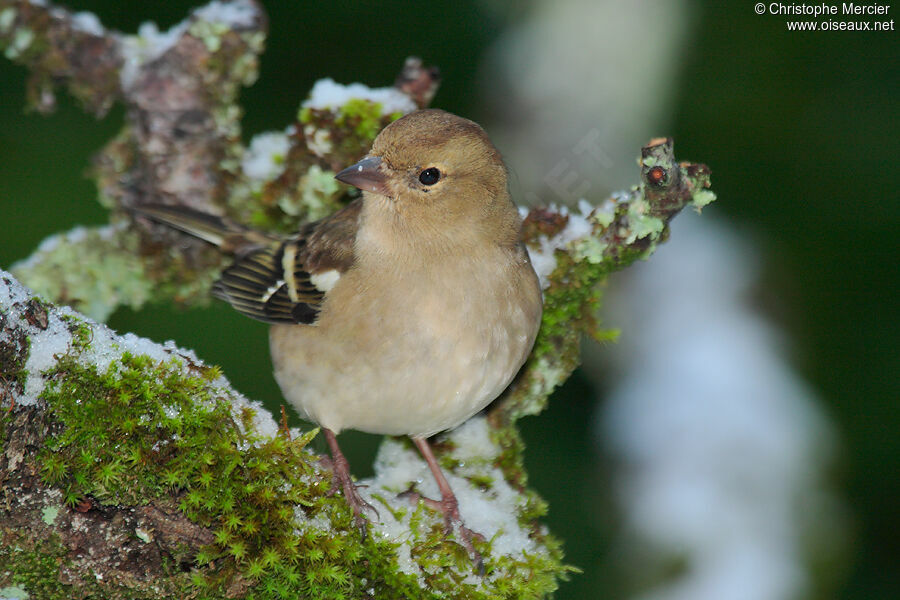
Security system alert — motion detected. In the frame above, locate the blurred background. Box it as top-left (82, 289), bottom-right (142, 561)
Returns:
top-left (0, 1), bottom-right (895, 598)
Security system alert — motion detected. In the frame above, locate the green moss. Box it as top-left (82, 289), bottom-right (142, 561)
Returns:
top-left (499, 246), bottom-right (627, 424)
top-left (31, 351), bottom-right (432, 598)
top-left (189, 20), bottom-right (230, 53)
top-left (0, 529), bottom-right (191, 600)
top-left (59, 314), bottom-right (91, 350)
top-left (335, 98), bottom-right (386, 142)
top-left (0, 310), bottom-right (29, 398)
top-left (299, 98), bottom-right (405, 168)
top-left (238, 32), bottom-right (266, 87)
top-left (149, 243), bottom-right (227, 308)
top-left (640, 155), bottom-right (658, 168)
top-left (12, 337), bottom-right (575, 598)
top-left (0, 534), bottom-right (72, 600)
top-left (241, 95), bottom-right (409, 235)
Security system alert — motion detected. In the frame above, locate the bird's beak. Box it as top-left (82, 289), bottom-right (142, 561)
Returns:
top-left (335, 156), bottom-right (392, 197)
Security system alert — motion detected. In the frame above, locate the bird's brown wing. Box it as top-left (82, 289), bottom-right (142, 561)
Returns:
top-left (299, 198), bottom-right (361, 273)
top-left (212, 238), bottom-right (322, 324)
top-left (133, 200), bottom-right (361, 325)
top-left (212, 199), bottom-right (361, 324)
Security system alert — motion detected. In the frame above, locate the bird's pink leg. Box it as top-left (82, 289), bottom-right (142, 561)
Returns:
top-left (323, 427), bottom-right (378, 537)
top-left (410, 436), bottom-right (485, 574)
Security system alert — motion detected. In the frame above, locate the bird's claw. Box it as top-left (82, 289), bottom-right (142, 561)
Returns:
top-left (345, 486), bottom-right (379, 540)
top-left (329, 461), bottom-right (378, 540)
top-left (397, 487), bottom-right (485, 574)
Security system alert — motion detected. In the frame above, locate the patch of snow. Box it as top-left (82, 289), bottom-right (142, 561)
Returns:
top-left (71, 11), bottom-right (104, 36)
top-left (118, 20), bottom-right (188, 90)
top-left (118, 0), bottom-right (260, 90)
top-left (242, 130), bottom-right (291, 181)
top-left (0, 269), bottom-right (279, 442)
top-left (359, 416), bottom-right (538, 585)
top-left (524, 201), bottom-right (597, 289)
top-left (303, 78), bottom-right (417, 116)
top-left (449, 416), bottom-right (499, 463)
top-left (194, 0), bottom-right (258, 28)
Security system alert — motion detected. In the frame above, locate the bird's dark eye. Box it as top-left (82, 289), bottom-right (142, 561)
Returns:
top-left (418, 167), bottom-right (441, 186)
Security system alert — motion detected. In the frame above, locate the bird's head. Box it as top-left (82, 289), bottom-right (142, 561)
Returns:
top-left (335, 109), bottom-right (520, 249)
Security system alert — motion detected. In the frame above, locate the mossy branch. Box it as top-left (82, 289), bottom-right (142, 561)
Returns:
top-left (1, 272), bottom-right (571, 599)
top-left (1, 1), bottom-right (714, 598)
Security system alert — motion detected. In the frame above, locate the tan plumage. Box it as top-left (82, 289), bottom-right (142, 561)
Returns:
top-left (134, 109), bottom-right (542, 571)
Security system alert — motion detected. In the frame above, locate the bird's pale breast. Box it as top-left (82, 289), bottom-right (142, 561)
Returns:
top-left (269, 247), bottom-right (541, 437)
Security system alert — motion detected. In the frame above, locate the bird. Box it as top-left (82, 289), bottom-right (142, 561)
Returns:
top-left (132, 109), bottom-right (543, 571)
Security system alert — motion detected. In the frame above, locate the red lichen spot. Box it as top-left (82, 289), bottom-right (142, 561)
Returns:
top-left (647, 166), bottom-right (667, 186)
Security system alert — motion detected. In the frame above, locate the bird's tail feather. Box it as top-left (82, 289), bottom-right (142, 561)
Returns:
top-left (131, 204), bottom-right (273, 254)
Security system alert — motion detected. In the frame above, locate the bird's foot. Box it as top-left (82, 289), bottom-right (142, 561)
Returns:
top-left (328, 467), bottom-right (378, 538)
top-left (399, 486), bottom-right (485, 575)
top-left (323, 429), bottom-right (378, 538)
top-left (408, 436), bottom-right (487, 574)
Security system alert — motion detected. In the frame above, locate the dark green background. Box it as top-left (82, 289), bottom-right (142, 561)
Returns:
top-left (1, 2), bottom-right (896, 598)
